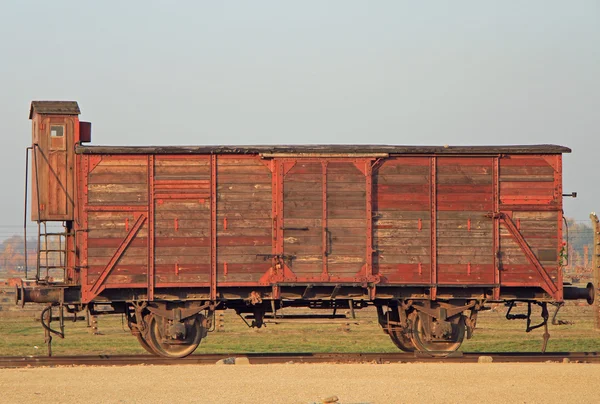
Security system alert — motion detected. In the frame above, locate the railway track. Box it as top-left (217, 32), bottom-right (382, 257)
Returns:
top-left (1, 352), bottom-right (599, 368)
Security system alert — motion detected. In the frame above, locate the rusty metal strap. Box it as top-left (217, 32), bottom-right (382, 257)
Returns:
top-left (500, 213), bottom-right (558, 295)
top-left (89, 214), bottom-right (147, 297)
top-left (260, 153), bottom-right (389, 158)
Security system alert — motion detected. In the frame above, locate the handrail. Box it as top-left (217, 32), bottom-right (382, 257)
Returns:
top-left (23, 147), bottom-right (32, 279)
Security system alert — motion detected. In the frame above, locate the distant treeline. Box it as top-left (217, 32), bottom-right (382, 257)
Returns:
top-left (564, 218), bottom-right (594, 268)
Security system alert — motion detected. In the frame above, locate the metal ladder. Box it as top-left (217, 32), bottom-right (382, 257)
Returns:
top-left (35, 222), bottom-right (68, 283)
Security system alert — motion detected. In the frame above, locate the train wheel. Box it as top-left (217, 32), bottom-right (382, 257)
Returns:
top-left (136, 333), bottom-right (157, 355)
top-left (410, 312), bottom-right (465, 356)
top-left (388, 328), bottom-right (416, 352)
top-left (145, 314), bottom-right (204, 358)
top-left (385, 308), bottom-right (416, 352)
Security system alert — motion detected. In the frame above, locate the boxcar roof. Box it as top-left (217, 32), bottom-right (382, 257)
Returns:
top-left (76, 144), bottom-right (571, 155)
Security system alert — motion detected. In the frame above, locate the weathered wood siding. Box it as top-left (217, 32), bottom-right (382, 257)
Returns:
top-left (373, 157), bottom-right (431, 284)
top-left (153, 155), bottom-right (211, 286)
top-left (326, 162), bottom-right (366, 277)
top-left (217, 157), bottom-right (272, 283)
top-left (281, 160), bottom-right (368, 280)
top-left (86, 156), bottom-right (149, 286)
top-left (436, 157), bottom-right (495, 285)
top-left (79, 151), bottom-right (563, 300)
top-left (498, 155), bottom-right (561, 286)
top-left (283, 162), bottom-right (324, 277)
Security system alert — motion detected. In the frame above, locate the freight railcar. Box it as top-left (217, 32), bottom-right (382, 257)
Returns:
top-left (13, 101), bottom-right (594, 357)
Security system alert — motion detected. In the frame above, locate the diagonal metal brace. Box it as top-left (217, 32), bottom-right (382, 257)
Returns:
top-left (499, 212), bottom-right (559, 297)
top-left (89, 213), bottom-right (147, 298)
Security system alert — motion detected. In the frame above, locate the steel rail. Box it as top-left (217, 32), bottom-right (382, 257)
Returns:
top-left (0, 352), bottom-right (599, 368)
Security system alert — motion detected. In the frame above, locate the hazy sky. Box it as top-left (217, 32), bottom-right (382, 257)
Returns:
top-left (0, 1), bottom-right (598, 238)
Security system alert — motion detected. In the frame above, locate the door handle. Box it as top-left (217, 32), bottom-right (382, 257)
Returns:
top-left (324, 228), bottom-right (332, 256)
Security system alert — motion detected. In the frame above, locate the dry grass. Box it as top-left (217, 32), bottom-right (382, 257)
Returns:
top-left (1, 302), bottom-right (599, 356)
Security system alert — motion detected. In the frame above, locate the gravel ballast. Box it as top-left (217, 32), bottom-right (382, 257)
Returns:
top-left (0, 362), bottom-right (597, 403)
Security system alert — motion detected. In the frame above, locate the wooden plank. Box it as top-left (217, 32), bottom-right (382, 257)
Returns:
top-left (216, 211), bottom-right (272, 219)
top-left (285, 234), bottom-right (365, 244)
top-left (215, 219), bottom-right (272, 229)
top-left (376, 255), bottom-right (431, 264)
top-left (328, 264), bottom-right (365, 274)
top-left (217, 165), bottom-right (271, 174)
top-left (375, 237), bottom-right (430, 247)
top-left (217, 193), bottom-right (272, 201)
top-left (437, 255), bottom-right (494, 265)
top-left (500, 166), bottom-right (555, 175)
top-left (505, 206), bottom-right (560, 217)
top-left (326, 162), bottom-right (363, 174)
top-left (500, 181), bottom-right (555, 190)
top-left (155, 211), bottom-right (210, 220)
top-left (376, 165), bottom-right (430, 175)
top-left (372, 211), bottom-right (429, 220)
top-left (374, 175), bottom-right (430, 185)
top-left (437, 157), bottom-right (494, 166)
top-left (375, 194), bottom-right (429, 203)
top-left (437, 219), bottom-right (492, 230)
top-left (88, 191), bottom-right (148, 204)
top-left (155, 229), bottom-right (209, 238)
top-left (154, 159), bottom-right (210, 166)
top-left (89, 172), bottom-right (147, 184)
top-left (155, 219), bottom-right (210, 229)
top-left (437, 202), bottom-right (494, 211)
top-left (88, 246), bottom-right (147, 257)
top-left (215, 263), bottom-right (271, 273)
top-left (94, 158), bottom-right (147, 166)
top-left (287, 164), bottom-right (322, 174)
top-left (500, 157), bottom-right (554, 166)
top-left (156, 274), bottom-right (211, 283)
top-left (375, 184), bottom-right (429, 194)
top-left (219, 201), bottom-right (272, 211)
top-left (287, 263), bottom-right (323, 274)
top-left (155, 246), bottom-right (214, 256)
top-left (376, 246), bottom-right (430, 255)
top-left (155, 255), bottom-right (211, 265)
top-left (437, 230), bottom-right (492, 238)
top-left (374, 229), bottom-right (430, 238)
top-left (217, 183), bottom-right (272, 192)
top-left (88, 229), bottom-right (149, 238)
top-left (217, 236), bottom-right (272, 246)
top-left (88, 237), bottom-right (148, 248)
top-left (437, 238), bottom-right (493, 247)
top-left (219, 228), bottom-right (272, 237)
top-left (326, 191), bottom-right (367, 200)
top-left (217, 158), bottom-right (266, 166)
top-left (437, 211), bottom-right (490, 219)
top-left (217, 254), bottom-right (276, 264)
top-left (437, 166), bottom-right (492, 175)
top-left (207, 174), bottom-right (272, 184)
top-left (374, 201), bottom-right (430, 210)
top-left (154, 165), bottom-right (210, 176)
top-left (436, 175), bottom-right (492, 185)
top-left (155, 201), bottom-right (210, 211)
top-left (325, 182), bottom-right (366, 192)
top-left (437, 246), bottom-right (493, 256)
top-left (499, 175), bottom-right (554, 182)
top-left (436, 184), bottom-right (493, 194)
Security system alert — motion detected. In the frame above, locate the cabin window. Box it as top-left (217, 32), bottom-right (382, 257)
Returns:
top-left (49, 124), bottom-right (66, 151)
top-left (50, 126), bottom-right (64, 137)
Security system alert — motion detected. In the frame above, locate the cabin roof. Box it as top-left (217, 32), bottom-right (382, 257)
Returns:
top-left (29, 101), bottom-right (80, 119)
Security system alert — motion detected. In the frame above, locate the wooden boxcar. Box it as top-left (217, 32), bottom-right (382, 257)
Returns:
top-left (16, 101), bottom-right (594, 357)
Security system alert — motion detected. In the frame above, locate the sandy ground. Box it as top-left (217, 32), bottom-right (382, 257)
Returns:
top-left (0, 362), bottom-right (598, 404)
